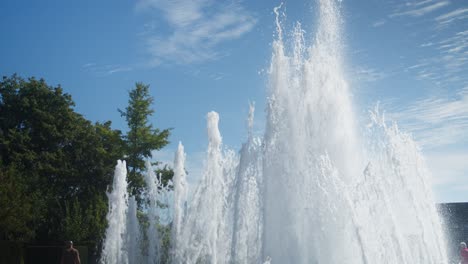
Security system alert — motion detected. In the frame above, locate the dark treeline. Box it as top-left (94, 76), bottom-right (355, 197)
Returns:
top-left (0, 74), bottom-right (171, 258)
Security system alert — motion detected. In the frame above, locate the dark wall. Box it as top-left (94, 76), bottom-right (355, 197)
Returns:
top-left (25, 245), bottom-right (88, 264)
top-left (25, 245), bottom-right (61, 264)
top-left (0, 242), bottom-right (88, 264)
top-left (0, 241), bottom-right (23, 264)
top-left (438, 202), bottom-right (468, 260)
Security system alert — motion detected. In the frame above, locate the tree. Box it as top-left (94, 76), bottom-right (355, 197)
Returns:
top-left (0, 164), bottom-right (40, 241)
top-left (119, 83), bottom-right (170, 201)
top-left (0, 75), bottom-right (124, 256)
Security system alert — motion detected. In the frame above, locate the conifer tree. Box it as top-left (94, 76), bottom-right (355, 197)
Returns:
top-left (119, 83), bottom-right (170, 201)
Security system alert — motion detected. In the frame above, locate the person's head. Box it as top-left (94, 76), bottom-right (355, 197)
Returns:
top-left (461, 242), bottom-right (467, 249)
top-left (65, 241), bottom-right (73, 249)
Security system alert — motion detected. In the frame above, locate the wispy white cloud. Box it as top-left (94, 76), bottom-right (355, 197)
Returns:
top-left (82, 63), bottom-right (133, 75)
top-left (390, 0), bottom-right (450, 18)
top-left (382, 1), bottom-right (468, 90)
top-left (107, 66), bottom-right (133, 75)
top-left (408, 29), bottom-right (468, 88)
top-left (209, 72), bottom-right (225, 81)
top-left (372, 19), bottom-right (386, 27)
top-left (437, 30), bottom-right (468, 56)
top-left (354, 66), bottom-right (387, 82)
top-left (388, 91), bottom-right (468, 201)
top-left (390, 87), bottom-right (468, 149)
top-left (435, 8), bottom-right (468, 28)
top-left (82, 62), bottom-right (96, 68)
top-left (404, 62), bottom-right (429, 71)
top-left (419, 42), bottom-right (434, 47)
top-left (136, 0), bottom-right (256, 65)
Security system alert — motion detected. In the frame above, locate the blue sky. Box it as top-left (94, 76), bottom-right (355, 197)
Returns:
top-left (1, 0), bottom-right (467, 202)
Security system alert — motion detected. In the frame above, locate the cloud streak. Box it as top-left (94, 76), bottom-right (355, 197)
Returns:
top-left (354, 66), bottom-right (387, 82)
top-left (390, 0), bottom-right (450, 18)
top-left (387, 0), bottom-right (468, 91)
top-left (391, 87), bottom-right (468, 149)
top-left (372, 19), bottom-right (386, 28)
top-left (388, 87), bottom-right (468, 201)
top-left (137, 0), bottom-right (256, 65)
top-left (82, 63), bottom-right (133, 75)
top-left (435, 8), bottom-right (468, 28)
top-left (406, 29), bottom-right (468, 89)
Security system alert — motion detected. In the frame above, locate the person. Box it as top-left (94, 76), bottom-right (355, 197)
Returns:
top-left (460, 242), bottom-right (468, 264)
top-left (60, 241), bottom-right (81, 264)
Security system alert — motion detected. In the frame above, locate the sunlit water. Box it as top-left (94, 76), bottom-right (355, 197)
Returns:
top-left (100, 0), bottom-right (448, 263)
top-left (100, 160), bottom-right (129, 264)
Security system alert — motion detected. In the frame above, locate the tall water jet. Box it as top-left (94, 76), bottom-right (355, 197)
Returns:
top-left (100, 0), bottom-right (449, 263)
top-left (176, 112), bottom-right (237, 263)
top-left (176, 0), bottom-right (446, 263)
top-left (144, 161), bottom-right (162, 264)
top-left (101, 160), bottom-right (129, 264)
top-left (171, 142), bottom-right (188, 262)
top-left (258, 1), bottom-right (447, 262)
top-left (127, 196), bottom-right (142, 263)
top-left (262, 1), bottom-right (363, 261)
top-left (230, 103), bottom-right (263, 264)
top-left (349, 108), bottom-right (449, 263)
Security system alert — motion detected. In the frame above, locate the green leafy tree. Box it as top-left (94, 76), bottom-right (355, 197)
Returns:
top-left (0, 164), bottom-right (41, 241)
top-left (0, 75), bottom-right (123, 256)
top-left (61, 196), bottom-right (107, 251)
top-left (119, 83), bottom-right (170, 201)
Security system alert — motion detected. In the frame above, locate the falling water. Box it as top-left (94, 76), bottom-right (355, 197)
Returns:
top-left (230, 103), bottom-right (263, 264)
top-left (145, 161), bottom-right (162, 264)
top-left (175, 112), bottom-right (238, 264)
top-left (126, 196), bottom-right (142, 264)
top-left (174, 0), bottom-right (447, 263)
top-left (100, 160), bottom-right (129, 264)
top-left (172, 142), bottom-right (188, 262)
top-left (101, 0), bottom-right (448, 263)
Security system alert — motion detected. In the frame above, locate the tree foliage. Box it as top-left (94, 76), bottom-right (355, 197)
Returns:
top-left (0, 164), bottom-right (40, 241)
top-left (0, 75), bottom-right (174, 259)
top-left (119, 83), bottom-right (170, 201)
top-left (0, 75), bottom-right (123, 254)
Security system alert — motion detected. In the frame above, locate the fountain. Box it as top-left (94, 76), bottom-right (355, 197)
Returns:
top-left (100, 0), bottom-right (449, 263)
top-left (126, 196), bottom-right (142, 264)
top-left (100, 160), bottom-right (129, 264)
top-left (172, 142), bottom-right (188, 262)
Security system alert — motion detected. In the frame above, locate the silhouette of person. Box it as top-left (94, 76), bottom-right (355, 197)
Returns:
top-left (460, 242), bottom-right (468, 264)
top-left (60, 241), bottom-right (81, 264)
